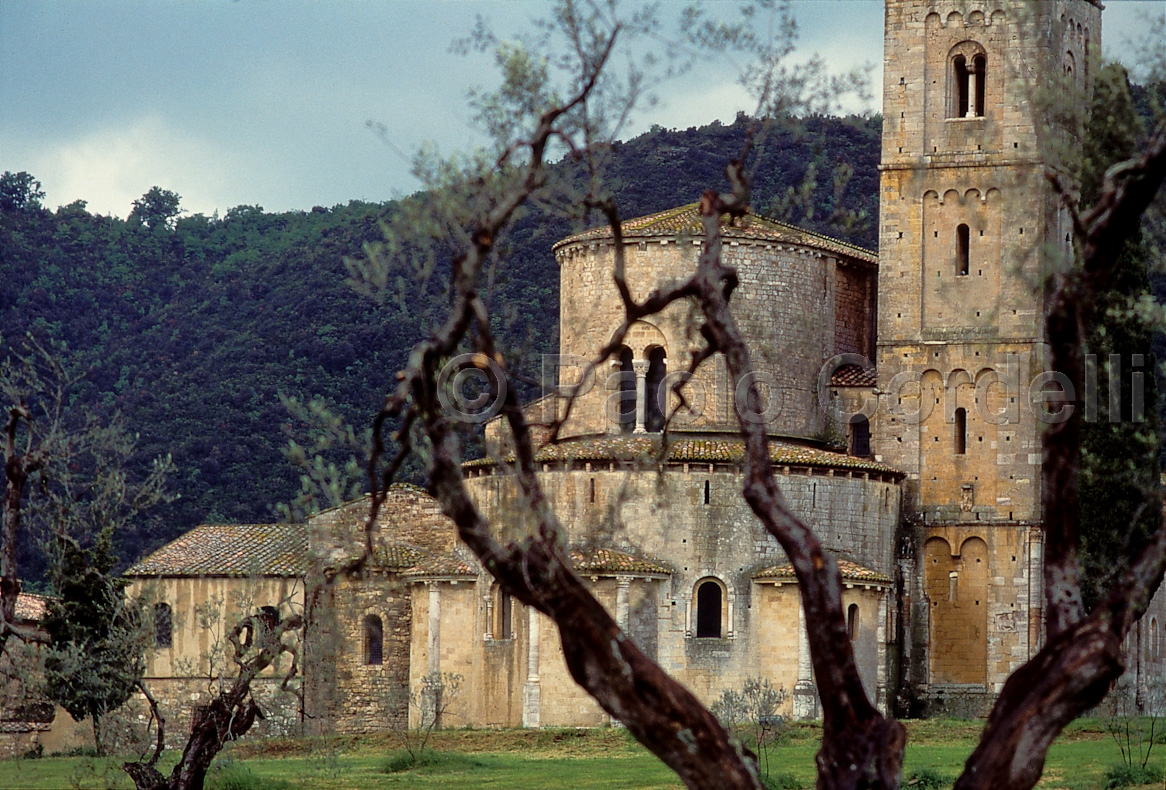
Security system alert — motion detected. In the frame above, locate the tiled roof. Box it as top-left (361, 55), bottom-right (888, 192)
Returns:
top-left (15, 592), bottom-right (49, 622)
top-left (371, 542), bottom-right (427, 570)
top-left (553, 203), bottom-right (877, 264)
top-left (125, 523), bottom-right (308, 578)
top-left (569, 547), bottom-right (670, 576)
top-left (830, 364), bottom-right (877, 387)
top-left (752, 558), bottom-right (892, 585)
top-left (402, 550), bottom-right (478, 579)
top-left (466, 434), bottom-right (899, 476)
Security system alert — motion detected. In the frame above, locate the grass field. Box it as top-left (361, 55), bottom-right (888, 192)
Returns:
top-left (2, 719), bottom-right (1163, 790)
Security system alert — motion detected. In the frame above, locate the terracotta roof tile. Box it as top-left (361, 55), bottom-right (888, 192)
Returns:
top-left (752, 558), bottom-right (892, 585)
top-left (830, 364), bottom-right (877, 387)
top-left (466, 434), bottom-right (900, 476)
top-left (15, 592), bottom-right (49, 622)
top-left (553, 203), bottom-right (877, 264)
top-left (402, 550), bottom-right (478, 579)
top-left (569, 547), bottom-right (670, 576)
top-left (125, 523), bottom-right (307, 578)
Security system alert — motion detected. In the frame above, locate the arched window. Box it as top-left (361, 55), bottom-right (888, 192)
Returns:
top-left (363, 615), bottom-right (383, 665)
top-left (154, 603), bottom-right (172, 648)
top-left (954, 408), bottom-right (968, 455)
top-left (847, 604), bottom-right (859, 641)
top-left (696, 580), bottom-right (723, 638)
top-left (950, 45), bottom-right (987, 118)
top-left (957, 224), bottom-right (970, 276)
top-left (645, 347), bottom-right (667, 433)
top-left (618, 346), bottom-right (635, 434)
top-left (850, 417), bottom-right (871, 457)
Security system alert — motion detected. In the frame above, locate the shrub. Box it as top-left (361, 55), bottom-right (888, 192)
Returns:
top-left (760, 772), bottom-right (802, 789)
top-left (1103, 763), bottom-right (1165, 789)
top-left (905, 768), bottom-right (952, 788)
top-left (379, 750), bottom-right (487, 774)
top-left (205, 763), bottom-right (292, 790)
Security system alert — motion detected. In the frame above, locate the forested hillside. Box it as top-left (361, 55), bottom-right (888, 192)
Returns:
top-left (1, 114), bottom-right (881, 574)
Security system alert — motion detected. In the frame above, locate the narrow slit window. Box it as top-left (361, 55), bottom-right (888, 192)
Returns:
top-left (973, 55), bottom-right (986, 116)
top-left (955, 408), bottom-right (968, 455)
top-left (847, 604), bottom-right (859, 641)
top-left (618, 347), bottom-right (635, 434)
top-left (704, 479), bottom-right (711, 505)
top-left (957, 224), bottom-right (970, 276)
top-left (497, 590), bottom-right (512, 639)
top-left (954, 55), bottom-right (970, 117)
top-left (645, 347), bottom-right (667, 433)
top-left (363, 615), bottom-right (383, 665)
top-left (154, 603), bottom-right (173, 648)
top-left (851, 417), bottom-right (871, 457)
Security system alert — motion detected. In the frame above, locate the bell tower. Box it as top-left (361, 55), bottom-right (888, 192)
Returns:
top-left (874, 1), bottom-right (1102, 701)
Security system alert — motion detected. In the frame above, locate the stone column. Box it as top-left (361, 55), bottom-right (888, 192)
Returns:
top-left (793, 596), bottom-right (818, 719)
top-left (1027, 527), bottom-right (1044, 658)
top-left (632, 359), bottom-right (649, 434)
top-left (876, 593), bottom-right (888, 715)
top-left (523, 607), bottom-right (541, 728)
top-left (483, 592), bottom-right (494, 641)
top-left (427, 582), bottom-right (442, 728)
top-left (428, 583), bottom-right (441, 676)
top-left (966, 71), bottom-right (978, 117)
top-left (616, 578), bottom-right (631, 629)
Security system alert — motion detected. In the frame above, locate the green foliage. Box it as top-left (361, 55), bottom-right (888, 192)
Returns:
top-left (128, 186), bottom-right (183, 230)
top-left (759, 772), bottom-right (803, 789)
top-left (205, 761), bottom-right (293, 790)
top-left (711, 677), bottom-right (788, 781)
top-left (904, 768), bottom-right (952, 789)
top-left (0, 171), bottom-right (45, 212)
top-left (1102, 762), bottom-right (1165, 789)
top-left (41, 526), bottom-right (148, 754)
top-left (379, 749), bottom-right (487, 774)
top-left (1078, 64), bottom-right (1163, 611)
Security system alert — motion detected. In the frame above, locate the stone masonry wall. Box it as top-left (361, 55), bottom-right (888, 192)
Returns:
top-left (555, 237), bottom-right (876, 440)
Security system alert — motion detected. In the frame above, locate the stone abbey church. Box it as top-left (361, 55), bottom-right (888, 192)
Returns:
top-left (11, 0), bottom-right (1159, 751)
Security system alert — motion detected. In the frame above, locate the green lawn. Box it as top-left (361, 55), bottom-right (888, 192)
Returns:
top-left (1, 720), bottom-right (1161, 790)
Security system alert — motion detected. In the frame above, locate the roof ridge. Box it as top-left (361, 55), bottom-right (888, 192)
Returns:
top-left (552, 203), bottom-right (876, 261)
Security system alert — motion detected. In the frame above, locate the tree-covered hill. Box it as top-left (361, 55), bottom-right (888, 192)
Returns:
top-left (0, 113), bottom-right (881, 573)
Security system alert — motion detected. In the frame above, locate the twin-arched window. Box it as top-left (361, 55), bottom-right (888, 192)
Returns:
top-left (950, 47), bottom-right (987, 118)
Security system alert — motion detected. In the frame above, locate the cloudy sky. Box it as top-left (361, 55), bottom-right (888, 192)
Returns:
top-left (2, 1), bottom-right (1160, 218)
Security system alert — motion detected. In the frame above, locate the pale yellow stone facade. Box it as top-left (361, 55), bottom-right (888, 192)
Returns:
top-left (15, 0), bottom-right (1166, 757)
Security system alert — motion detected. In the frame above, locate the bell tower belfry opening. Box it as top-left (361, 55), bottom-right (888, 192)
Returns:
top-left (874, 1), bottom-right (1101, 704)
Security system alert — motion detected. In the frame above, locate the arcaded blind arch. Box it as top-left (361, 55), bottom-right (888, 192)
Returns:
top-left (924, 536), bottom-right (989, 684)
top-left (363, 614), bottom-right (384, 665)
top-left (695, 579), bottom-right (724, 638)
top-left (153, 602), bottom-right (172, 649)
